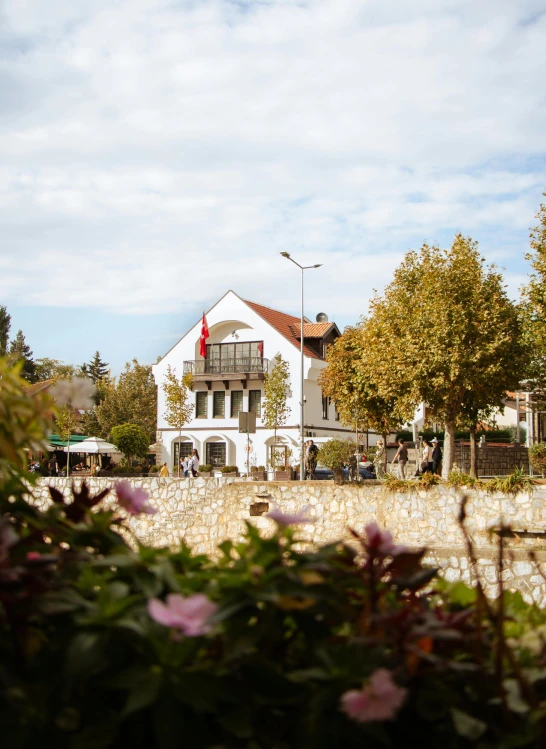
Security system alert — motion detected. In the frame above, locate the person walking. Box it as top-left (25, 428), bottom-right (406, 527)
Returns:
top-left (306, 440), bottom-right (318, 480)
top-left (48, 454), bottom-right (58, 477)
top-left (159, 462), bottom-right (169, 477)
top-left (374, 439), bottom-right (386, 479)
top-left (181, 456), bottom-right (189, 478)
top-left (431, 437), bottom-right (442, 475)
top-left (420, 440), bottom-right (432, 474)
top-left (190, 449), bottom-right (200, 477)
top-left (391, 439), bottom-right (408, 479)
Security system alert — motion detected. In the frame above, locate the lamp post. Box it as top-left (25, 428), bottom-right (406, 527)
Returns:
top-left (280, 252), bottom-right (322, 481)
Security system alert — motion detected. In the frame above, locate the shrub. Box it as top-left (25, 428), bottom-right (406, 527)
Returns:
top-left (148, 464), bottom-right (161, 473)
top-left (447, 468), bottom-right (477, 488)
top-left (257, 465), bottom-right (265, 471)
top-left (110, 423), bottom-right (150, 461)
top-left (485, 467), bottom-right (536, 495)
top-left (317, 439), bottom-right (355, 484)
top-left (199, 464), bottom-right (213, 472)
top-left (220, 465), bottom-right (238, 474)
top-left (529, 442), bottom-right (546, 476)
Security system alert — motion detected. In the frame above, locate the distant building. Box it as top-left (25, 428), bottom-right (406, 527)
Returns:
top-left (152, 290), bottom-right (356, 471)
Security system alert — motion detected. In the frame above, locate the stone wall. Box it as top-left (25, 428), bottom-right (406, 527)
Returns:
top-left (29, 477), bottom-right (546, 603)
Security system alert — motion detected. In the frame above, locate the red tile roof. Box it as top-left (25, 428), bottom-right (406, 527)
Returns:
top-left (242, 299), bottom-right (322, 359)
top-left (23, 380), bottom-right (53, 397)
top-left (290, 322), bottom-right (335, 338)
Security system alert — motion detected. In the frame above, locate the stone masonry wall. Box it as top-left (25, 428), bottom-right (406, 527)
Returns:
top-left (29, 477), bottom-right (546, 604)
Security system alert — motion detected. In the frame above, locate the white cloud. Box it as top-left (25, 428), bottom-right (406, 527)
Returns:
top-left (0, 0), bottom-right (544, 320)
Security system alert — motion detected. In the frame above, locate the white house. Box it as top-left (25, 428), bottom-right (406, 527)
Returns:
top-left (151, 290), bottom-right (356, 472)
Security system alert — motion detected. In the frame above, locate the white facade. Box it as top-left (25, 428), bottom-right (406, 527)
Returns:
top-left (152, 291), bottom-right (355, 472)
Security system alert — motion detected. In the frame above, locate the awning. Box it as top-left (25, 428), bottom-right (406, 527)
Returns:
top-left (47, 434), bottom-right (89, 448)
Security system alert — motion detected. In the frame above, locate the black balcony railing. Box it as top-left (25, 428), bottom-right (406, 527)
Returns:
top-left (183, 357), bottom-right (269, 376)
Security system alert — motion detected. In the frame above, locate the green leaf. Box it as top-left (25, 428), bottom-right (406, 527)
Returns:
top-left (123, 668), bottom-right (162, 716)
top-left (451, 708), bottom-right (487, 741)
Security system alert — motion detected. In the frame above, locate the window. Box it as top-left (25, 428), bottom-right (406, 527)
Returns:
top-left (205, 341), bottom-right (264, 373)
top-left (173, 442), bottom-right (193, 469)
top-left (249, 389), bottom-right (261, 417)
top-left (206, 441), bottom-right (226, 467)
top-left (196, 391), bottom-right (208, 418)
top-left (322, 394), bottom-right (329, 420)
top-left (213, 391), bottom-right (225, 418)
top-left (231, 390), bottom-right (243, 418)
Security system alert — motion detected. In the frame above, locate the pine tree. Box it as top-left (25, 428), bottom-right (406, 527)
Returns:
top-left (9, 330), bottom-right (37, 382)
top-left (0, 305), bottom-right (11, 357)
top-left (87, 351), bottom-right (109, 383)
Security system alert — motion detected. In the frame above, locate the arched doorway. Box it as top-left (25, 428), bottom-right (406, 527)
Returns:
top-left (172, 437), bottom-right (195, 471)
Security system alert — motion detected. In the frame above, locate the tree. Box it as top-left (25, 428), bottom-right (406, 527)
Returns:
top-left (262, 354), bottom-right (291, 469)
top-left (0, 305), bottom-right (11, 357)
top-left (361, 235), bottom-right (526, 477)
top-left (162, 366), bottom-right (194, 476)
top-left (111, 423), bottom-right (150, 463)
top-left (9, 330), bottom-right (37, 383)
top-left (317, 439), bottom-right (355, 484)
top-left (319, 325), bottom-right (412, 472)
top-left (55, 406), bottom-right (83, 477)
top-left (87, 351), bottom-right (109, 383)
top-left (522, 193), bottom-right (546, 413)
top-left (34, 358), bottom-right (77, 383)
top-left (87, 359), bottom-right (157, 441)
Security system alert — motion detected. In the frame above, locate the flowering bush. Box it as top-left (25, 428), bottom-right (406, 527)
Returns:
top-left (2, 359), bottom-right (546, 748)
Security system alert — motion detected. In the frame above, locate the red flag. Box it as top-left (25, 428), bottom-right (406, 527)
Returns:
top-left (200, 312), bottom-right (209, 357)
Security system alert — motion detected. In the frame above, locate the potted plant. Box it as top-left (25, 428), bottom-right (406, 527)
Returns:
top-left (199, 464), bottom-right (213, 477)
top-left (529, 442), bottom-right (546, 477)
top-left (250, 465), bottom-right (266, 481)
top-left (220, 465), bottom-right (238, 478)
top-left (274, 463), bottom-right (292, 481)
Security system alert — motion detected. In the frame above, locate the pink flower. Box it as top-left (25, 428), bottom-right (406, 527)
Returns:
top-left (267, 506), bottom-right (315, 526)
top-left (115, 481), bottom-right (157, 515)
top-left (147, 593), bottom-right (218, 637)
top-left (365, 522), bottom-right (407, 557)
top-left (340, 669), bottom-right (407, 723)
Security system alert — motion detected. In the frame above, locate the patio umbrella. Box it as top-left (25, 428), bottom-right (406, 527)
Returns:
top-left (63, 437), bottom-right (121, 454)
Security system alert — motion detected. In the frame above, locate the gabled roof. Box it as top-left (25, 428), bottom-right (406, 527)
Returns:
top-left (23, 380), bottom-right (53, 397)
top-left (242, 299), bottom-right (321, 359)
top-left (289, 322), bottom-right (339, 338)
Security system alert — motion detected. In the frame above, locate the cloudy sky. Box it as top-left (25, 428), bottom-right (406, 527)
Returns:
top-left (1, 0), bottom-right (545, 373)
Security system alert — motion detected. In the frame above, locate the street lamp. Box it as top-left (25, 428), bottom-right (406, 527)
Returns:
top-left (280, 252), bottom-right (322, 481)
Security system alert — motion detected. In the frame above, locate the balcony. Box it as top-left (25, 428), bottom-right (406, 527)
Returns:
top-left (183, 357), bottom-right (269, 388)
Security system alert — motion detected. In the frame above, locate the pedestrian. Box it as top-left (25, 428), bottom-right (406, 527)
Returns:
top-left (181, 456), bottom-right (189, 477)
top-left (431, 437), bottom-right (442, 475)
top-left (306, 440), bottom-right (318, 480)
top-left (48, 454), bottom-right (58, 477)
top-left (374, 439), bottom-right (386, 479)
top-left (159, 462), bottom-right (169, 477)
top-left (391, 438), bottom-right (408, 479)
top-left (190, 449), bottom-right (199, 477)
top-left (420, 440), bottom-right (432, 474)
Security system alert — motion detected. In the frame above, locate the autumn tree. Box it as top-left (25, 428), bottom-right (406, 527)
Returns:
top-left (522, 193), bottom-right (546, 412)
top-left (162, 367), bottom-right (194, 476)
top-left (361, 235), bottom-right (526, 477)
top-left (84, 359), bottom-right (157, 441)
top-left (262, 354), bottom-right (291, 469)
top-left (319, 325), bottom-right (412, 473)
top-left (0, 305), bottom-right (11, 357)
top-left (9, 330), bottom-right (36, 383)
top-left (34, 358), bottom-right (77, 383)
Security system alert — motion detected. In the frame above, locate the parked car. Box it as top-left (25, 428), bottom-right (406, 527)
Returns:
top-left (312, 462), bottom-right (376, 481)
